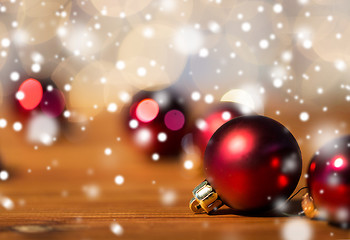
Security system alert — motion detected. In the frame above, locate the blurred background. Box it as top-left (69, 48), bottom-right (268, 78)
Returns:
top-left (0, 0), bottom-right (349, 238)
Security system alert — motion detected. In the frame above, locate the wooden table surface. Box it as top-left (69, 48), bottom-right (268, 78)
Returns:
top-left (0, 111), bottom-right (349, 240)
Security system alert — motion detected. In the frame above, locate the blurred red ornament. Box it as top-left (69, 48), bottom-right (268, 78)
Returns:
top-left (126, 88), bottom-right (188, 156)
top-left (40, 88), bottom-right (66, 118)
top-left (307, 136), bottom-right (350, 226)
top-left (15, 78), bottom-right (66, 119)
top-left (17, 78), bottom-right (43, 110)
top-left (13, 78), bottom-right (68, 145)
top-left (190, 115), bottom-right (302, 213)
top-left (193, 103), bottom-right (251, 155)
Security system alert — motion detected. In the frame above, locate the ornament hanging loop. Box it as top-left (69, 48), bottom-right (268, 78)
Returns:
top-left (189, 180), bottom-right (223, 213)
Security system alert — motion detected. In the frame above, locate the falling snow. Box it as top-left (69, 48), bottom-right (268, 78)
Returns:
top-left (114, 175), bottom-right (124, 185)
top-left (0, 1), bottom-right (348, 238)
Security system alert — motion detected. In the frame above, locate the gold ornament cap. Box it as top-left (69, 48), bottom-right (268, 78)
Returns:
top-left (301, 192), bottom-right (319, 219)
top-left (189, 180), bottom-right (223, 213)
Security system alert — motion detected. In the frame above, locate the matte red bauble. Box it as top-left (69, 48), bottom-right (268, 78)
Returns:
top-left (40, 88), bottom-right (66, 118)
top-left (193, 102), bottom-right (251, 155)
top-left (190, 115), bottom-right (302, 213)
top-left (307, 135), bottom-right (350, 225)
top-left (126, 88), bottom-right (188, 156)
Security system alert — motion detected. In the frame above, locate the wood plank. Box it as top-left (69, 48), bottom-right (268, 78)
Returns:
top-left (0, 112), bottom-right (348, 239)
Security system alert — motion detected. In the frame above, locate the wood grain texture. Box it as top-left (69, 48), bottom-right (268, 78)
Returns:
top-left (0, 111), bottom-right (348, 240)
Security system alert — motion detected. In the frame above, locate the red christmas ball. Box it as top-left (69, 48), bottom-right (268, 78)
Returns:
top-left (204, 115), bottom-right (302, 212)
top-left (193, 103), bottom-right (251, 155)
top-left (308, 136), bottom-right (350, 226)
top-left (126, 88), bottom-right (188, 156)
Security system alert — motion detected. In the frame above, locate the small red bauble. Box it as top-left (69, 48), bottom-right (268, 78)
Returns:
top-left (126, 88), bottom-right (188, 156)
top-left (193, 103), bottom-right (250, 155)
top-left (202, 115), bottom-right (302, 212)
top-left (307, 135), bottom-right (350, 225)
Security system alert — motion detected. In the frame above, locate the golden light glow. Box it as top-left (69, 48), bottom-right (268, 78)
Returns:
top-left (69, 61), bottom-right (113, 120)
top-left (16, 0), bottom-right (71, 45)
top-left (118, 23), bottom-right (187, 90)
top-left (221, 89), bottom-right (255, 111)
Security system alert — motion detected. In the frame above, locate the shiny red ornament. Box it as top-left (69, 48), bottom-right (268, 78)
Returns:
top-left (203, 115), bottom-right (302, 212)
top-left (193, 103), bottom-right (250, 155)
top-left (307, 135), bottom-right (350, 225)
top-left (126, 89), bottom-right (188, 156)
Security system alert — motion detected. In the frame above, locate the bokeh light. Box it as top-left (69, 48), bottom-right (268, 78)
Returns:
top-left (16, 0), bottom-right (72, 45)
top-left (164, 109), bottom-right (185, 131)
top-left (135, 98), bottom-right (159, 123)
top-left (282, 218), bottom-right (313, 240)
top-left (27, 113), bottom-right (59, 146)
top-left (221, 89), bottom-right (256, 112)
top-left (68, 61), bottom-right (112, 120)
top-left (117, 23), bottom-right (187, 90)
top-left (17, 78), bottom-right (43, 110)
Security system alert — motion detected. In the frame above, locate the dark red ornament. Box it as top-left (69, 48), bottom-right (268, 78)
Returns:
top-left (190, 115), bottom-right (302, 213)
top-left (307, 135), bottom-right (350, 226)
top-left (193, 102), bottom-right (251, 155)
top-left (126, 88), bottom-right (188, 156)
top-left (40, 88), bottom-right (66, 118)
